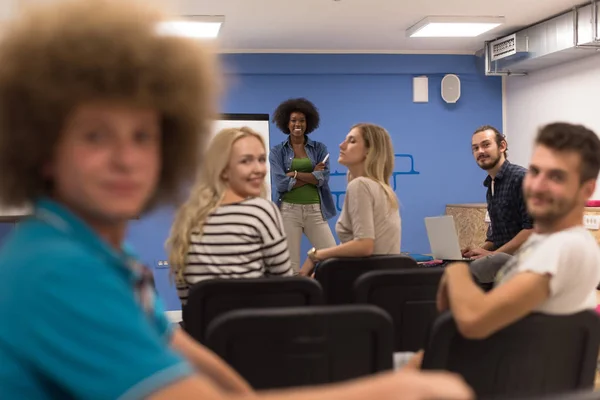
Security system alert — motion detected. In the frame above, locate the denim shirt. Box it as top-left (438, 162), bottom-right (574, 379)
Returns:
top-left (269, 136), bottom-right (337, 220)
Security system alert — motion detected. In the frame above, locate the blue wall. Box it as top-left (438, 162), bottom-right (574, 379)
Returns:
top-left (127, 53), bottom-right (503, 311)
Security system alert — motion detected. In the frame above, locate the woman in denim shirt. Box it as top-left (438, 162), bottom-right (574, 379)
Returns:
top-left (269, 98), bottom-right (337, 273)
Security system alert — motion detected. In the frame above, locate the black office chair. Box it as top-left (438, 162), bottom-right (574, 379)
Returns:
top-left (422, 310), bottom-right (600, 399)
top-left (354, 267), bottom-right (444, 352)
top-left (205, 305), bottom-right (394, 389)
top-left (183, 277), bottom-right (323, 343)
top-left (504, 389), bottom-right (600, 400)
top-left (315, 255), bottom-right (418, 304)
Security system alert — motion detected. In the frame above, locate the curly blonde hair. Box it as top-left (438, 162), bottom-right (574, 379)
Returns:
top-left (0, 0), bottom-right (220, 211)
top-left (166, 127), bottom-right (267, 284)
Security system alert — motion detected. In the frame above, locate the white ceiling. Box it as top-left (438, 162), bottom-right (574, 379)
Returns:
top-left (173, 0), bottom-right (583, 53)
top-left (8, 0), bottom-right (586, 53)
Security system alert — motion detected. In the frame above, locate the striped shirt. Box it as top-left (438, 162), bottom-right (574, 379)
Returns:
top-left (177, 197), bottom-right (293, 305)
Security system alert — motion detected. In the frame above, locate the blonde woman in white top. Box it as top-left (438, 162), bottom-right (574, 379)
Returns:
top-left (167, 127), bottom-right (293, 306)
top-left (299, 123), bottom-right (401, 276)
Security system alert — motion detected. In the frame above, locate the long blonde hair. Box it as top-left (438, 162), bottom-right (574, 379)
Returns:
top-left (351, 123), bottom-right (399, 209)
top-left (166, 126), bottom-right (267, 284)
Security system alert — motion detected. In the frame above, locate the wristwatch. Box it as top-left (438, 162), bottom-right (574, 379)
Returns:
top-left (307, 247), bottom-right (319, 262)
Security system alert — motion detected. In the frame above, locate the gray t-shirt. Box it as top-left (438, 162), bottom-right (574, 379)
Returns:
top-left (335, 177), bottom-right (401, 254)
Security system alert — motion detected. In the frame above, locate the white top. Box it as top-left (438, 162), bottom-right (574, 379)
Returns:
top-left (177, 197), bottom-right (293, 305)
top-left (335, 177), bottom-right (401, 254)
top-left (495, 226), bottom-right (600, 314)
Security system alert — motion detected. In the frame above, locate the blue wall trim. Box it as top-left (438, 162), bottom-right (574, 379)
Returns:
top-left (329, 153), bottom-right (420, 212)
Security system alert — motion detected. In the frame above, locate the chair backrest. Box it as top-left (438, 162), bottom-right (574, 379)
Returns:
top-left (506, 389), bottom-right (600, 400)
top-left (354, 267), bottom-right (444, 352)
top-left (315, 255), bottom-right (418, 304)
top-left (183, 277), bottom-right (323, 343)
top-left (205, 305), bottom-right (394, 389)
top-left (422, 310), bottom-right (600, 399)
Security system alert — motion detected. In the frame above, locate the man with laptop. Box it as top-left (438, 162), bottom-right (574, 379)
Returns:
top-left (437, 122), bottom-right (600, 340)
top-left (463, 126), bottom-right (534, 259)
top-left (435, 125), bottom-right (534, 285)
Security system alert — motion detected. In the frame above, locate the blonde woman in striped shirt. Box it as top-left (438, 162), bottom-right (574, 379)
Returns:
top-left (167, 127), bottom-right (293, 306)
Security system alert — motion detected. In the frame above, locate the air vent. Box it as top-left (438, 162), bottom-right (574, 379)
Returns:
top-left (490, 34), bottom-right (528, 61)
top-left (478, 1), bottom-right (600, 75)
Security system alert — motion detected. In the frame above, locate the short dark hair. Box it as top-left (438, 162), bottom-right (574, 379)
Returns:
top-left (272, 98), bottom-right (320, 135)
top-left (473, 125), bottom-right (508, 158)
top-left (535, 122), bottom-right (600, 183)
top-left (0, 0), bottom-right (219, 211)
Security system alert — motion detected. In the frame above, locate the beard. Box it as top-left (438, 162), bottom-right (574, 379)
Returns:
top-left (525, 191), bottom-right (577, 224)
top-left (477, 153), bottom-right (502, 171)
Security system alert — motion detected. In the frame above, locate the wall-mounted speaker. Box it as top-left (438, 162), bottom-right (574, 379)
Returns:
top-left (441, 74), bottom-right (461, 103)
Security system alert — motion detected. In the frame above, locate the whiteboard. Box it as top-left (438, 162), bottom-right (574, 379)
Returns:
top-left (0, 204), bottom-right (31, 219)
top-left (210, 114), bottom-right (271, 197)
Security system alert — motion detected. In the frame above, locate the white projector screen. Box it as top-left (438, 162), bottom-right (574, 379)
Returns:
top-left (210, 113), bottom-right (271, 197)
top-left (0, 205), bottom-right (31, 218)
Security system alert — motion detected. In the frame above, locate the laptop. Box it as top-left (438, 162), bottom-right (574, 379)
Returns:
top-left (424, 215), bottom-right (473, 261)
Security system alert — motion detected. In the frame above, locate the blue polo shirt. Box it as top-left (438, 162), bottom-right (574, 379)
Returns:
top-left (0, 199), bottom-right (193, 399)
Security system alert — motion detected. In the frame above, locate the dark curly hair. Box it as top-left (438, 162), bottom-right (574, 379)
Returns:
top-left (0, 0), bottom-right (219, 211)
top-left (272, 98), bottom-right (320, 135)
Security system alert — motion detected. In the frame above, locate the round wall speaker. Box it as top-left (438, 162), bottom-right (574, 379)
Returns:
top-left (441, 74), bottom-right (461, 103)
